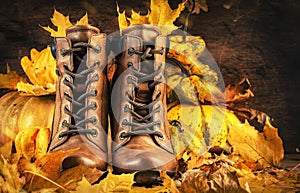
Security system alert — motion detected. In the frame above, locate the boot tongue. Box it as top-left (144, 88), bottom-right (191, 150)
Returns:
top-left (135, 82), bottom-right (151, 104)
top-left (121, 24), bottom-right (161, 43)
top-left (66, 25), bottom-right (100, 44)
top-left (66, 25), bottom-right (100, 93)
top-left (134, 82), bottom-right (151, 117)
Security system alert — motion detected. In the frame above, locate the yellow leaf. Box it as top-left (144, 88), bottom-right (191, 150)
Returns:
top-left (117, 0), bottom-right (185, 34)
top-left (149, 0), bottom-right (185, 33)
top-left (0, 65), bottom-right (27, 90)
top-left (168, 104), bottom-right (227, 160)
top-left (73, 172), bottom-right (135, 193)
top-left (41, 9), bottom-right (91, 37)
top-left (19, 46), bottom-right (57, 96)
top-left (98, 172), bottom-right (135, 192)
top-left (20, 47), bottom-right (57, 87)
top-left (71, 176), bottom-right (101, 193)
top-left (41, 9), bottom-right (73, 37)
top-left (117, 5), bottom-right (129, 32)
top-left (160, 171), bottom-right (180, 193)
top-left (0, 141), bottom-right (13, 160)
top-left (15, 127), bottom-right (40, 160)
top-left (227, 118), bottom-right (284, 169)
top-left (0, 155), bottom-right (25, 192)
top-left (16, 81), bottom-right (56, 96)
top-left (76, 13), bottom-right (90, 26)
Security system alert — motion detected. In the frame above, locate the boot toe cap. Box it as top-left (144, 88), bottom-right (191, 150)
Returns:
top-left (113, 148), bottom-right (176, 173)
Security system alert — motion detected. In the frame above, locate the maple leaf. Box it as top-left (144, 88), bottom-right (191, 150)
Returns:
top-left (0, 64), bottom-right (27, 90)
top-left (227, 118), bottom-right (284, 169)
top-left (118, 0), bottom-right (185, 34)
top-left (72, 172), bottom-right (135, 193)
top-left (41, 9), bottom-right (72, 37)
top-left (75, 12), bottom-right (90, 26)
top-left (41, 9), bottom-right (90, 37)
top-left (71, 176), bottom-right (100, 193)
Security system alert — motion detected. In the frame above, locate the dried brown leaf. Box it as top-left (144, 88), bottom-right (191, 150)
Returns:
top-left (181, 165), bottom-right (248, 193)
top-left (225, 78), bottom-right (254, 103)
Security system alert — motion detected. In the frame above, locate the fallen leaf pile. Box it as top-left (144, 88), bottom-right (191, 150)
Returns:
top-left (0, 0), bottom-right (299, 192)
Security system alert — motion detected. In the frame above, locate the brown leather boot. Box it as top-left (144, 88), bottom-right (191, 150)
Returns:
top-left (110, 24), bottom-right (176, 173)
top-left (49, 25), bottom-right (108, 171)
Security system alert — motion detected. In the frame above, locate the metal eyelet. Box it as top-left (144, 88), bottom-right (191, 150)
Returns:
top-left (93, 73), bottom-right (100, 81)
top-left (91, 129), bottom-right (98, 137)
top-left (128, 47), bottom-right (135, 56)
top-left (127, 62), bottom-right (133, 67)
top-left (119, 131), bottom-right (126, 140)
top-left (124, 104), bottom-right (130, 112)
top-left (156, 75), bottom-right (163, 81)
top-left (157, 105), bottom-right (161, 113)
top-left (92, 116), bottom-right (98, 124)
top-left (61, 120), bottom-right (67, 128)
top-left (60, 49), bottom-right (66, 56)
top-left (64, 105), bottom-right (69, 111)
top-left (95, 46), bottom-right (102, 54)
top-left (55, 69), bottom-right (61, 76)
top-left (93, 89), bottom-right (98, 97)
top-left (159, 48), bottom-right (164, 55)
top-left (158, 133), bottom-right (164, 140)
top-left (64, 76), bottom-right (71, 82)
top-left (121, 119), bottom-right (128, 127)
top-left (170, 120), bottom-right (184, 133)
top-left (91, 102), bottom-right (98, 110)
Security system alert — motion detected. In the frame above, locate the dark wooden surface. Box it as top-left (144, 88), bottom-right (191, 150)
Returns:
top-left (0, 0), bottom-right (299, 153)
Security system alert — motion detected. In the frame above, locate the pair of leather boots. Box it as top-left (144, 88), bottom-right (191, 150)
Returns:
top-left (48, 24), bottom-right (176, 174)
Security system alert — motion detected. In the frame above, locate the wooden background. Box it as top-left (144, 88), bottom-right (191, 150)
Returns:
top-left (0, 0), bottom-right (299, 153)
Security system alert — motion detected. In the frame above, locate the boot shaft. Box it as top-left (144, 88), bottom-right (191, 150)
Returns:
top-left (49, 25), bottom-right (108, 160)
top-left (110, 24), bottom-right (176, 172)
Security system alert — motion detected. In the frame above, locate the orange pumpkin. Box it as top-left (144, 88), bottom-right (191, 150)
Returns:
top-left (0, 91), bottom-right (55, 145)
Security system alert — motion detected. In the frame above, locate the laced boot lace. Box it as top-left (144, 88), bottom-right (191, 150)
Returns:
top-left (58, 42), bottom-right (101, 138)
top-left (120, 46), bottom-right (166, 139)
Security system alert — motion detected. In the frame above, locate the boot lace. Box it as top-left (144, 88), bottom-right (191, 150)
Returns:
top-left (58, 42), bottom-right (101, 138)
top-left (120, 47), bottom-right (165, 139)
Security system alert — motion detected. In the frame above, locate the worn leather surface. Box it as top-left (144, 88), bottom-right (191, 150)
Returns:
top-left (49, 25), bottom-right (108, 171)
top-left (110, 24), bottom-right (176, 173)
